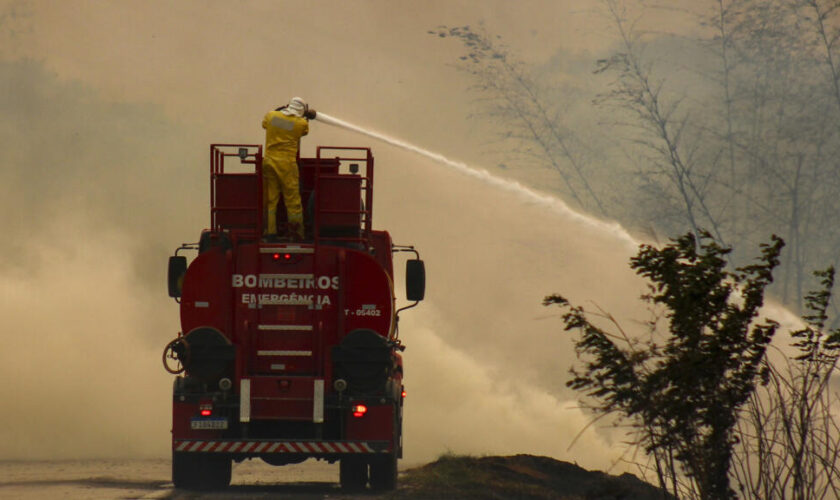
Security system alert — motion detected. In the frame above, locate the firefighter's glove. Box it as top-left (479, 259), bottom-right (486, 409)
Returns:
top-left (305, 108), bottom-right (317, 120)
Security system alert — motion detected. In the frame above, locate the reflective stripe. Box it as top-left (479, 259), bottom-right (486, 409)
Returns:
top-left (173, 440), bottom-right (379, 453)
top-left (257, 350), bottom-right (312, 356)
top-left (313, 379), bottom-right (324, 423)
top-left (259, 247), bottom-right (314, 254)
top-left (258, 325), bottom-right (313, 331)
top-left (270, 116), bottom-right (295, 130)
top-left (240, 379), bottom-right (250, 423)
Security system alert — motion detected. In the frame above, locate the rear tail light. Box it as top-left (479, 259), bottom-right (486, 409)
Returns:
top-left (352, 404), bottom-right (367, 418)
top-left (199, 402), bottom-right (213, 417)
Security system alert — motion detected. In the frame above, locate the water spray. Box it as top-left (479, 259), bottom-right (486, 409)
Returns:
top-left (315, 112), bottom-right (637, 247)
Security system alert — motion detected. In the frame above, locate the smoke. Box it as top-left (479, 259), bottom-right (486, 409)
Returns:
top-left (0, 60), bottom-right (202, 458)
top-left (0, 31), bottom-right (812, 490)
top-left (329, 115), bottom-right (810, 470)
top-left (403, 315), bottom-right (625, 467)
top-left (0, 60), bottom-right (206, 289)
top-left (2, 55), bottom-right (804, 478)
top-left (2, 2), bottom-right (786, 476)
top-left (0, 58), bottom-right (652, 468)
top-left (0, 219), bottom-right (171, 459)
top-left (363, 139), bottom-right (651, 469)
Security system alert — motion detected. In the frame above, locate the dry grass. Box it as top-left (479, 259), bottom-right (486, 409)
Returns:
top-left (387, 453), bottom-right (672, 499)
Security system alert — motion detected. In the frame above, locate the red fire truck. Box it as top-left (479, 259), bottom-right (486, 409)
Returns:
top-left (163, 144), bottom-right (425, 491)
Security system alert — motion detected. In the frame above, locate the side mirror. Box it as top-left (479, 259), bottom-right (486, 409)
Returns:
top-left (406, 259), bottom-right (425, 302)
top-left (168, 256), bottom-right (187, 298)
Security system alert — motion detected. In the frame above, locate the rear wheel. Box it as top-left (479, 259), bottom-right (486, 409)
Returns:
top-left (172, 451), bottom-right (231, 490)
top-left (369, 451), bottom-right (398, 490)
top-left (339, 457), bottom-right (368, 491)
top-left (370, 403), bottom-right (400, 491)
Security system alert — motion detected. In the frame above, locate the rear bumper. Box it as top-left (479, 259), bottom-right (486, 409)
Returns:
top-left (173, 439), bottom-right (390, 456)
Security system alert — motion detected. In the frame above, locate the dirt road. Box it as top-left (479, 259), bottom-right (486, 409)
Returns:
top-left (0, 458), bottom-right (364, 499)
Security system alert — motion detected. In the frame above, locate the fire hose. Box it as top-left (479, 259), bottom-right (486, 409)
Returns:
top-left (162, 336), bottom-right (190, 374)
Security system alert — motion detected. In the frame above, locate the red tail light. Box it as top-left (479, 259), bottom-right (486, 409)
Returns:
top-left (352, 404), bottom-right (367, 418)
top-left (199, 402), bottom-right (212, 416)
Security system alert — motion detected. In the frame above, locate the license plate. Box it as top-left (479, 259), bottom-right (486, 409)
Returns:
top-left (190, 417), bottom-right (228, 430)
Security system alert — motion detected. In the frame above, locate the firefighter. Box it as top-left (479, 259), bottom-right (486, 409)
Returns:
top-left (262, 97), bottom-right (317, 240)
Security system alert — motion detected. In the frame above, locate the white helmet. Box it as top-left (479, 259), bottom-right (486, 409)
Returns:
top-left (282, 97), bottom-right (307, 117)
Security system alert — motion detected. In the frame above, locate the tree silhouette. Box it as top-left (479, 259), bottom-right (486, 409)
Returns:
top-left (546, 232), bottom-right (784, 499)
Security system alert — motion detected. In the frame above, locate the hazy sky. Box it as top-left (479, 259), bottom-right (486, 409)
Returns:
top-left (0, 0), bottom-right (671, 470)
top-left (2, 1), bottom-right (621, 148)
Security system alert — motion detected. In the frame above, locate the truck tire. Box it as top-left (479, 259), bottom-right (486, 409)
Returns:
top-left (339, 457), bottom-right (367, 491)
top-left (172, 451), bottom-right (231, 490)
top-left (370, 404), bottom-right (399, 491)
top-left (369, 451), bottom-right (398, 490)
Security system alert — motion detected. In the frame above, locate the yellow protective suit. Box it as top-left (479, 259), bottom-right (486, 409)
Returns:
top-left (262, 109), bottom-right (309, 238)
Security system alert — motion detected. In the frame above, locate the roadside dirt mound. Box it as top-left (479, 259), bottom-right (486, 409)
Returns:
top-left (388, 454), bottom-right (671, 499)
